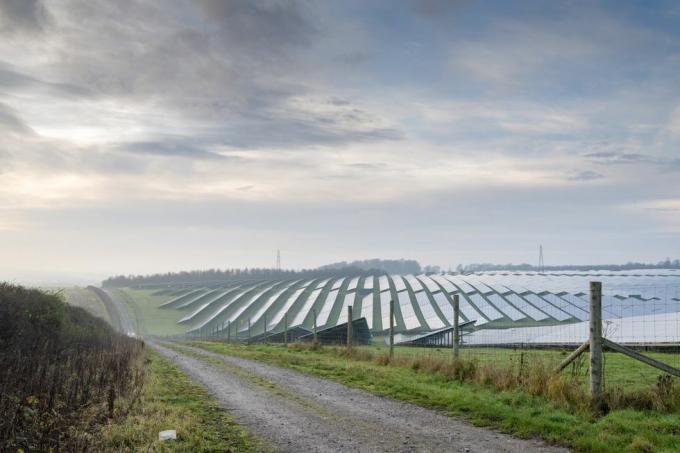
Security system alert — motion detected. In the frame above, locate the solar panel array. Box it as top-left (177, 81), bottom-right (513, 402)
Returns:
top-left (157, 270), bottom-right (680, 344)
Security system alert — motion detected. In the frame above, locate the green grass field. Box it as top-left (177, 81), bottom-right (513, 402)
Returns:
top-left (186, 341), bottom-right (680, 453)
top-left (100, 349), bottom-right (264, 451)
top-left (122, 289), bottom-right (189, 336)
top-left (358, 343), bottom-right (679, 391)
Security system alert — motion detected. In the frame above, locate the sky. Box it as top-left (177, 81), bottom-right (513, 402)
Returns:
top-left (1, 0), bottom-right (679, 284)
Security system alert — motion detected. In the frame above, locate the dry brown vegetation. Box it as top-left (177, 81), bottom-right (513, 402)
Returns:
top-left (0, 283), bottom-right (145, 451)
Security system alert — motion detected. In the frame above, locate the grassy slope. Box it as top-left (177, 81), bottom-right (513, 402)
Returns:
top-left (100, 349), bottom-right (265, 452)
top-left (188, 341), bottom-right (680, 453)
top-left (59, 287), bottom-right (111, 322)
top-left (122, 289), bottom-right (188, 336)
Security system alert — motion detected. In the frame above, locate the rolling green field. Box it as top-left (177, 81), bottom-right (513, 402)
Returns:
top-left (121, 289), bottom-right (188, 336)
top-left (187, 341), bottom-right (680, 453)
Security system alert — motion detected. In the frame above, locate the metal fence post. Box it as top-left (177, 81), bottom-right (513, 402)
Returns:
top-left (590, 281), bottom-right (603, 408)
top-left (313, 309), bottom-right (318, 344)
top-left (347, 306), bottom-right (353, 351)
top-left (248, 318), bottom-right (251, 342)
top-left (227, 320), bottom-right (231, 343)
top-left (264, 313), bottom-right (267, 343)
top-left (453, 294), bottom-right (460, 359)
top-left (389, 299), bottom-right (394, 360)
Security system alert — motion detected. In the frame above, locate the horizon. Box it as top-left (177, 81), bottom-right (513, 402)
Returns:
top-left (2, 0), bottom-right (679, 283)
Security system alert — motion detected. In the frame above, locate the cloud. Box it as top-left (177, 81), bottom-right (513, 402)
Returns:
top-left (0, 62), bottom-right (93, 97)
top-left (196, 0), bottom-right (315, 52)
top-left (567, 170), bottom-right (604, 181)
top-left (583, 151), bottom-right (680, 172)
top-left (0, 102), bottom-right (34, 135)
top-left (119, 141), bottom-right (230, 160)
top-left (411, 0), bottom-right (464, 17)
top-left (583, 151), bottom-right (650, 164)
top-left (5, 0), bottom-right (399, 151)
top-left (0, 0), bottom-right (50, 34)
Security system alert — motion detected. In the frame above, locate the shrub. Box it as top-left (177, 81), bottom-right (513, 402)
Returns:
top-left (0, 283), bottom-right (144, 451)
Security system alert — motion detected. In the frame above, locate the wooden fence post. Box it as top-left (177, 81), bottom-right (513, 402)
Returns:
top-left (590, 281), bottom-right (603, 408)
top-left (284, 313), bottom-right (288, 346)
top-left (347, 306), bottom-right (353, 351)
top-left (389, 299), bottom-right (394, 360)
top-left (453, 294), bottom-right (460, 359)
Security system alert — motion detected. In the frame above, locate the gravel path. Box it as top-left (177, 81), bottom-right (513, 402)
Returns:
top-left (151, 341), bottom-right (569, 453)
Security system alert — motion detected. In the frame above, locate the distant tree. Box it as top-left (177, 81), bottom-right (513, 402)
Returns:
top-left (318, 258), bottom-right (422, 274)
top-left (423, 265), bottom-right (441, 273)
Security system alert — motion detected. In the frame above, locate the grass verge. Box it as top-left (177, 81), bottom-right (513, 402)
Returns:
top-left (99, 349), bottom-right (265, 452)
top-left (187, 341), bottom-right (680, 453)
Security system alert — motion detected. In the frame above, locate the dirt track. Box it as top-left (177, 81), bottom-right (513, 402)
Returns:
top-left (152, 341), bottom-right (569, 453)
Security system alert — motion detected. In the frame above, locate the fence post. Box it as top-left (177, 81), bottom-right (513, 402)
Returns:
top-left (313, 309), bottom-right (318, 344)
top-left (347, 306), bottom-right (353, 351)
top-left (227, 320), bottom-right (231, 343)
top-left (453, 294), bottom-right (460, 359)
top-left (590, 281), bottom-right (603, 408)
top-left (248, 318), bottom-right (251, 342)
top-left (389, 299), bottom-right (394, 360)
top-left (284, 313), bottom-right (288, 346)
top-left (264, 313), bottom-right (268, 343)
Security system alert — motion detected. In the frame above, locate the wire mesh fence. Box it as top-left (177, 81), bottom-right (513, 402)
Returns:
top-left (190, 279), bottom-right (680, 401)
top-left (368, 282), bottom-right (680, 395)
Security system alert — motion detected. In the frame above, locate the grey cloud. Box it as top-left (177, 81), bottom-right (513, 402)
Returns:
top-left (219, 115), bottom-right (402, 149)
top-left (662, 158), bottom-right (680, 173)
top-left (0, 102), bottom-right (35, 135)
top-left (0, 0), bottom-right (50, 34)
top-left (347, 162), bottom-right (390, 171)
top-left (30, 0), bottom-right (399, 150)
top-left (412, 0), bottom-right (464, 17)
top-left (328, 97), bottom-right (351, 106)
top-left (583, 151), bottom-right (650, 164)
top-left (0, 61), bottom-right (93, 97)
top-left (567, 170), bottom-right (604, 181)
top-left (583, 151), bottom-right (680, 172)
top-left (196, 0), bottom-right (314, 51)
top-left (120, 141), bottom-right (230, 160)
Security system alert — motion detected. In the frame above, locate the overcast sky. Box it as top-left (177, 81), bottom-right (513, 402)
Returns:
top-left (1, 0), bottom-right (679, 283)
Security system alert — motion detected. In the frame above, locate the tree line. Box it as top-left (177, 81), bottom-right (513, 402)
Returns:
top-left (103, 266), bottom-right (379, 288)
top-left (456, 258), bottom-right (680, 273)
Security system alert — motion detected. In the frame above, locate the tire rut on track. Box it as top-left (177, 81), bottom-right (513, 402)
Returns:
top-left (151, 341), bottom-right (569, 453)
